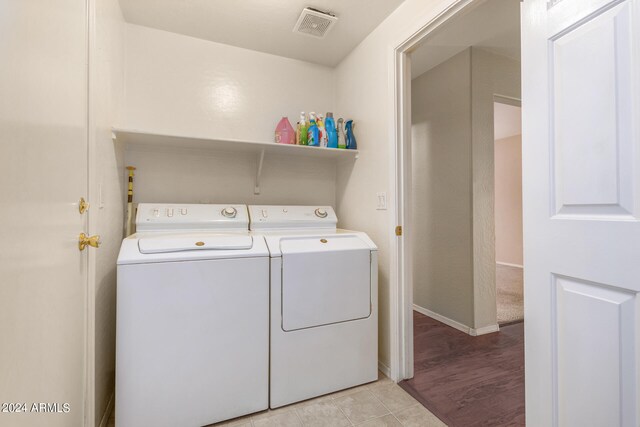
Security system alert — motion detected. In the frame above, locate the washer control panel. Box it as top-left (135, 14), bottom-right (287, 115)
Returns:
top-left (136, 204), bottom-right (248, 232)
top-left (248, 205), bottom-right (337, 230)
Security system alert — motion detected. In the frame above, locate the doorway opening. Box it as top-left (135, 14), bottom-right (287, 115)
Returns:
top-left (393, 1), bottom-right (525, 425)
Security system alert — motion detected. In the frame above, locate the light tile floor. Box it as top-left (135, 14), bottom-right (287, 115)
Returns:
top-left (106, 372), bottom-right (446, 426)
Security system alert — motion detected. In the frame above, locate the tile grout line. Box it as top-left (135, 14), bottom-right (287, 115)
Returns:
top-left (337, 399), bottom-right (356, 426)
top-left (331, 386), bottom-right (364, 425)
top-left (293, 407), bottom-right (304, 426)
top-left (356, 388), bottom-right (392, 425)
top-left (367, 385), bottom-right (416, 426)
top-left (369, 386), bottom-right (392, 413)
top-left (295, 398), bottom-right (353, 427)
top-left (331, 393), bottom-right (356, 426)
top-left (389, 412), bottom-right (405, 426)
top-left (353, 413), bottom-right (397, 426)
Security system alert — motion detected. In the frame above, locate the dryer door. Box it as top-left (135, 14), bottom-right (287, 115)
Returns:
top-left (280, 235), bottom-right (371, 331)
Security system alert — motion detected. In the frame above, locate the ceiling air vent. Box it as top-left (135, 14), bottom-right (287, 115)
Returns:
top-left (293, 7), bottom-right (338, 39)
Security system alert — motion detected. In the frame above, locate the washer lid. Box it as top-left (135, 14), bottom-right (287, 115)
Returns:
top-left (138, 233), bottom-right (253, 254)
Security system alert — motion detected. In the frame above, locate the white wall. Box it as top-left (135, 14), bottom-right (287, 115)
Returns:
top-left (121, 24), bottom-right (339, 206)
top-left (125, 146), bottom-right (338, 207)
top-left (494, 134), bottom-right (523, 266)
top-left (122, 24), bottom-right (335, 142)
top-left (411, 49), bottom-right (474, 327)
top-left (91, 0), bottom-right (125, 424)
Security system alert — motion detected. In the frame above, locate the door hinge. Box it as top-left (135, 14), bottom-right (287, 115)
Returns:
top-left (395, 225), bottom-right (402, 236)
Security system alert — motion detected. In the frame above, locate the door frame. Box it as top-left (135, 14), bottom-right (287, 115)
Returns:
top-left (389, 0), bottom-right (478, 381)
top-left (86, 0), bottom-right (97, 424)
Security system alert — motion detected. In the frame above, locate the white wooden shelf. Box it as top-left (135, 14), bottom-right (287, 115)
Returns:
top-left (112, 128), bottom-right (358, 194)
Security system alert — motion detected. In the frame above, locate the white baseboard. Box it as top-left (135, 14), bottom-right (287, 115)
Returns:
top-left (98, 392), bottom-right (114, 427)
top-left (413, 304), bottom-right (471, 334)
top-left (378, 360), bottom-right (391, 379)
top-left (496, 261), bottom-right (524, 269)
top-left (413, 304), bottom-right (500, 336)
top-left (469, 324), bottom-right (500, 336)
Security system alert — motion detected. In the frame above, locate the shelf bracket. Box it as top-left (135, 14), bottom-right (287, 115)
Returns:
top-left (254, 149), bottom-right (265, 195)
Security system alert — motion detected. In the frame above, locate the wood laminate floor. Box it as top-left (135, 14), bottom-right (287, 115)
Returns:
top-left (399, 311), bottom-right (525, 427)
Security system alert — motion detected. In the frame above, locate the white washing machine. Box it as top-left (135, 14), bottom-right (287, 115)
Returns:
top-left (249, 205), bottom-right (378, 408)
top-left (116, 204), bottom-right (269, 427)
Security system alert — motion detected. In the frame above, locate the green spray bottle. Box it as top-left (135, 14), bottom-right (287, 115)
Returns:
top-left (297, 112), bottom-right (308, 145)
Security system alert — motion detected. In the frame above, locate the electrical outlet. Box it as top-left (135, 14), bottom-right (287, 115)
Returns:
top-left (376, 192), bottom-right (387, 210)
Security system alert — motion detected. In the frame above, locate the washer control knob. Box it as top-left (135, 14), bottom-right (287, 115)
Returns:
top-left (222, 207), bottom-right (237, 218)
top-left (315, 208), bottom-right (328, 218)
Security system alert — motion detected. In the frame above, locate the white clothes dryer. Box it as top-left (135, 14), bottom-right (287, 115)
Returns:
top-left (249, 205), bottom-right (378, 408)
top-left (116, 204), bottom-right (269, 427)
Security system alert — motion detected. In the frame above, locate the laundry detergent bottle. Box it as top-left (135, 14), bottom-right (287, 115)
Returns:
top-left (307, 112), bottom-right (319, 147)
top-left (345, 120), bottom-right (357, 150)
top-left (275, 117), bottom-right (295, 144)
top-left (325, 113), bottom-right (338, 148)
top-left (298, 112), bottom-right (308, 145)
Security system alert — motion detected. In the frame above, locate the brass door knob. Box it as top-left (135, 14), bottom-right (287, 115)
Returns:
top-left (79, 233), bottom-right (101, 251)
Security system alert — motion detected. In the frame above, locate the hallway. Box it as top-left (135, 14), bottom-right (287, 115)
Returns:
top-left (400, 312), bottom-right (524, 426)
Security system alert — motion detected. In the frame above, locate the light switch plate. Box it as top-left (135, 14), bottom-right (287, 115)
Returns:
top-left (376, 192), bottom-right (387, 210)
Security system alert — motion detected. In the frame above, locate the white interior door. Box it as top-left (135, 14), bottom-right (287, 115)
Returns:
top-left (0, 1), bottom-right (89, 426)
top-left (522, 0), bottom-right (640, 425)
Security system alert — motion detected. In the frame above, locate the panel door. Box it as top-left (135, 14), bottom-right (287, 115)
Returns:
top-left (0, 1), bottom-right (89, 426)
top-left (522, 0), bottom-right (640, 425)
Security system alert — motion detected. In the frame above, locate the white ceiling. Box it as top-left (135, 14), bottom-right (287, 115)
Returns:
top-left (494, 102), bottom-right (521, 140)
top-left (410, 0), bottom-right (520, 78)
top-left (119, 0), bottom-right (405, 67)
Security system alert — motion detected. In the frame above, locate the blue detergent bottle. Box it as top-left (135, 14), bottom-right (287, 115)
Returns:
top-left (325, 112), bottom-right (338, 148)
top-left (345, 120), bottom-right (357, 150)
top-left (307, 112), bottom-right (319, 147)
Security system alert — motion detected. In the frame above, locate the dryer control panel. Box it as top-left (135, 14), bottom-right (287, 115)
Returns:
top-left (136, 203), bottom-right (249, 232)
top-left (248, 205), bottom-right (337, 230)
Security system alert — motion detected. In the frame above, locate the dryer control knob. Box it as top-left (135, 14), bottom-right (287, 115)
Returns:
top-left (315, 208), bottom-right (328, 218)
top-left (222, 207), bottom-right (237, 218)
